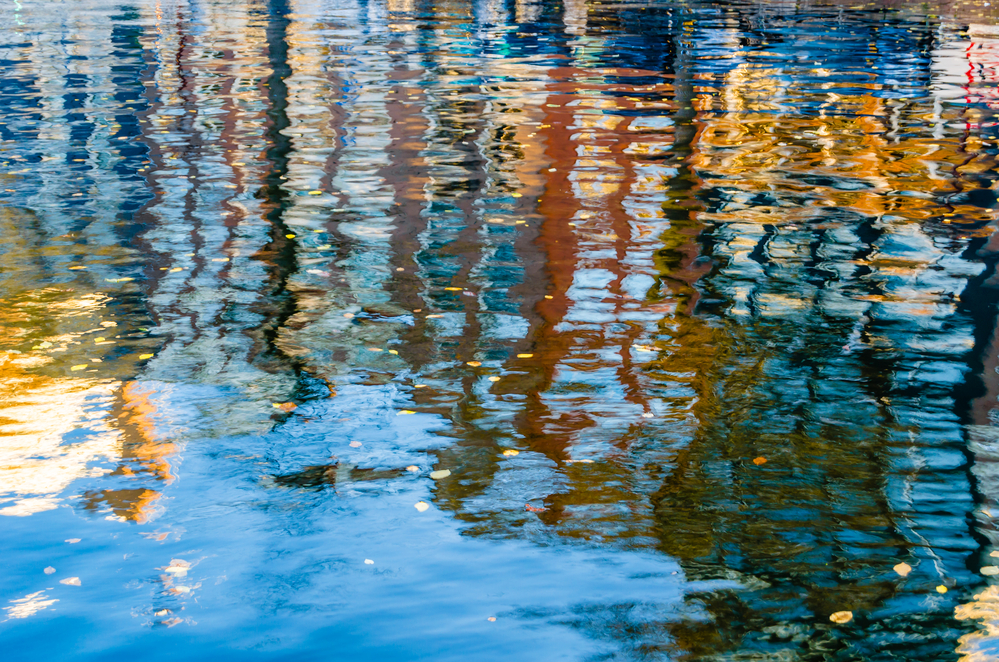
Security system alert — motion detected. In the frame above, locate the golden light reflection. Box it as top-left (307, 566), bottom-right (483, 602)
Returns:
top-left (956, 585), bottom-right (999, 661)
top-left (0, 351), bottom-right (117, 517)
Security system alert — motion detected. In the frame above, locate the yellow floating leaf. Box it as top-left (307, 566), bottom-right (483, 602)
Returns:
top-left (406, 465), bottom-right (420, 472)
top-left (368, 347), bottom-right (383, 352)
top-left (517, 353), bottom-right (533, 358)
top-left (936, 585), bottom-right (948, 594)
top-left (170, 267), bottom-right (183, 272)
top-left (69, 266), bottom-right (86, 270)
top-left (502, 450), bottom-right (519, 457)
top-left (829, 611), bottom-right (852, 624)
top-left (444, 287), bottom-right (462, 291)
top-left (285, 234), bottom-right (296, 239)
top-left (893, 562), bottom-right (912, 577)
top-left (389, 350), bottom-right (399, 355)
top-left (544, 295), bottom-right (553, 299)
top-left (982, 566), bottom-right (999, 576)
top-left (139, 354), bottom-right (154, 360)
top-left (59, 577), bottom-right (81, 586)
top-left (272, 402), bottom-right (296, 412)
top-left (70, 365), bottom-right (87, 371)
top-left (488, 376), bottom-right (501, 382)
top-left (308, 190), bottom-right (323, 195)
top-left (429, 469), bottom-right (451, 480)
top-left (752, 457), bottom-right (767, 466)
top-left (397, 410), bottom-right (416, 415)
top-left (94, 337), bottom-right (105, 343)
top-left (426, 314), bottom-right (442, 319)
top-left (343, 313), bottom-right (354, 318)
top-left (414, 501), bottom-right (430, 512)
top-left (414, 384), bottom-right (426, 388)
top-left (466, 361), bottom-right (481, 367)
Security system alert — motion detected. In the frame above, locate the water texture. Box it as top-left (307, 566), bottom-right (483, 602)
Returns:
top-left (3, 0), bottom-right (999, 659)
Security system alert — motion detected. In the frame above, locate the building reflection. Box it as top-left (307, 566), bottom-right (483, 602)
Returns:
top-left (5, 0), bottom-right (999, 657)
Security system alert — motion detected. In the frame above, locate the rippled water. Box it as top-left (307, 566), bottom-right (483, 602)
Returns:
top-left (6, 0), bottom-right (999, 659)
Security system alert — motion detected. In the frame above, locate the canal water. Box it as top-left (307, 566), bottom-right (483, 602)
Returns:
top-left (3, 0), bottom-right (999, 659)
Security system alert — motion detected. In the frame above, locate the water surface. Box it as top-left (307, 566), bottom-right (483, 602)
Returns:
top-left (4, 0), bottom-right (999, 659)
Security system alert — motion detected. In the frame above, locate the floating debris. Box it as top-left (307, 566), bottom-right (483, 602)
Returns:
top-left (430, 469), bottom-right (451, 480)
top-left (829, 611), bottom-right (852, 624)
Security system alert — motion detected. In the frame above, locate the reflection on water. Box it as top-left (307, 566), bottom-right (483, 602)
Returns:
top-left (6, 0), bottom-right (999, 659)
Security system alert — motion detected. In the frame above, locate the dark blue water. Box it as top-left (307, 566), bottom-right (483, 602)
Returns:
top-left (4, 0), bottom-right (999, 659)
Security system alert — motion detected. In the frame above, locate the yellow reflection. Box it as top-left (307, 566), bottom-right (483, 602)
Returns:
top-left (0, 351), bottom-right (118, 517)
top-left (956, 585), bottom-right (999, 660)
top-left (0, 284), bottom-right (175, 522)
